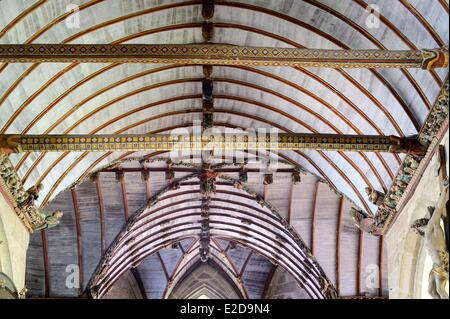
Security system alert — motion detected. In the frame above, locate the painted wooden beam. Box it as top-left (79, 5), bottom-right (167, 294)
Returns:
top-left (0, 133), bottom-right (427, 154)
top-left (0, 44), bottom-right (447, 69)
top-left (336, 196), bottom-right (344, 296)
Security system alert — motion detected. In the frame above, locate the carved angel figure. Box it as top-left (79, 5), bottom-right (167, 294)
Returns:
top-left (365, 187), bottom-right (385, 206)
top-left (34, 210), bottom-right (64, 231)
top-left (18, 183), bottom-right (43, 209)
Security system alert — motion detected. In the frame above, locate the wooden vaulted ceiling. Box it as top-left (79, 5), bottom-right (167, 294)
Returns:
top-left (0, 0), bottom-right (448, 215)
top-left (25, 158), bottom-right (388, 298)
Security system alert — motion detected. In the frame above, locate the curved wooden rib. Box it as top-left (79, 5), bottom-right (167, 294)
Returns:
top-left (89, 183), bottom-right (332, 299)
top-left (311, 180), bottom-right (320, 255)
top-left (71, 187), bottom-right (84, 296)
top-left (40, 230), bottom-right (50, 297)
top-left (94, 178), bottom-right (107, 254)
top-left (0, 0), bottom-right (47, 39)
top-left (336, 195), bottom-right (344, 296)
top-left (398, 0), bottom-right (446, 47)
top-left (1, 7), bottom-right (424, 135)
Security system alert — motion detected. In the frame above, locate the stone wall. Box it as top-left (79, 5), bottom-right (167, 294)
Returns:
top-left (0, 187), bottom-right (30, 294)
top-left (386, 131), bottom-right (448, 299)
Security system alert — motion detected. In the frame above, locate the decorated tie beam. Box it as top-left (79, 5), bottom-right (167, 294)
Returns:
top-left (0, 133), bottom-right (426, 154)
top-left (0, 44), bottom-right (448, 69)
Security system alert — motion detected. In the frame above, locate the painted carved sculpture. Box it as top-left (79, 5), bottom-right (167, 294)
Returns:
top-left (34, 210), bottom-right (64, 231)
top-left (365, 187), bottom-right (385, 206)
top-left (17, 184), bottom-right (43, 209)
top-left (350, 207), bottom-right (383, 236)
top-left (292, 169), bottom-right (301, 184)
top-left (412, 204), bottom-right (449, 299)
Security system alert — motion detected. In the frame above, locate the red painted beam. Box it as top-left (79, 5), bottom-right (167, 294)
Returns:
top-left (119, 174), bottom-right (129, 220)
top-left (310, 180), bottom-right (320, 255)
top-left (130, 268), bottom-right (148, 299)
top-left (378, 235), bottom-right (384, 297)
top-left (40, 230), bottom-right (50, 297)
top-left (287, 179), bottom-right (295, 224)
top-left (357, 230), bottom-right (364, 296)
top-left (145, 172), bottom-right (151, 200)
top-left (71, 187), bottom-right (84, 296)
top-left (336, 196), bottom-right (344, 296)
top-left (94, 177), bottom-right (107, 254)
